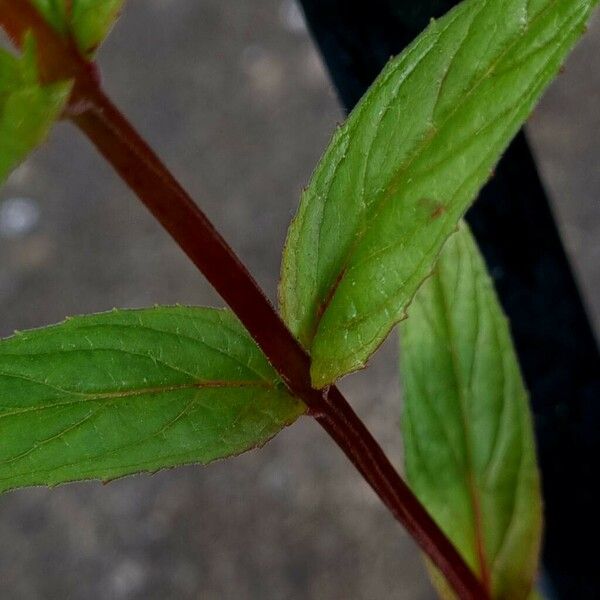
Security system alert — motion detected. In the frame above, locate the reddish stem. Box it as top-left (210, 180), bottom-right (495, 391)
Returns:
top-left (0, 2), bottom-right (488, 598)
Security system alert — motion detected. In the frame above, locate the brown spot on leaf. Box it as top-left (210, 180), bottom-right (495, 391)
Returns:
top-left (418, 197), bottom-right (446, 221)
top-left (430, 204), bottom-right (446, 220)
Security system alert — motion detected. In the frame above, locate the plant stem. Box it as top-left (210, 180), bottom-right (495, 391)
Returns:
top-left (0, 2), bottom-right (488, 597)
top-left (73, 88), bottom-right (487, 599)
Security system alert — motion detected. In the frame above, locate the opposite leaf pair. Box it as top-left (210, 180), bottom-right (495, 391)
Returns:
top-left (1, 0), bottom-right (597, 598)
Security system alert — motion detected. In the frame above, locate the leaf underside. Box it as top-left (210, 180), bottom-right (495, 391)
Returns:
top-left (400, 225), bottom-right (542, 600)
top-left (279, 0), bottom-right (597, 387)
top-left (0, 307), bottom-right (305, 494)
top-left (31, 0), bottom-right (124, 55)
top-left (0, 37), bottom-right (71, 185)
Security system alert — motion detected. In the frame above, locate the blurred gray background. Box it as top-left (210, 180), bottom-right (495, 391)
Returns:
top-left (0, 2), bottom-right (598, 598)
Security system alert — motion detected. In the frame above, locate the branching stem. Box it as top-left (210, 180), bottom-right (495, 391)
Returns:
top-left (0, 2), bottom-right (488, 597)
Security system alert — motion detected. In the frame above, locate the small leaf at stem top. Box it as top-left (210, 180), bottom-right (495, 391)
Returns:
top-left (0, 36), bottom-right (71, 185)
top-left (400, 224), bottom-right (542, 599)
top-left (31, 0), bottom-right (124, 55)
top-left (279, 0), bottom-right (598, 387)
top-left (0, 306), bottom-right (305, 494)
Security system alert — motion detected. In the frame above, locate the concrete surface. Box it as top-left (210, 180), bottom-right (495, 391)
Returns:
top-left (0, 2), bottom-right (598, 598)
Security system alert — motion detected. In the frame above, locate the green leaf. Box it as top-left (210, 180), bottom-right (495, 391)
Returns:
top-left (400, 225), bottom-right (542, 599)
top-left (0, 307), bottom-right (305, 494)
top-left (31, 0), bottom-right (124, 55)
top-left (279, 0), bottom-right (597, 387)
top-left (0, 37), bottom-right (71, 185)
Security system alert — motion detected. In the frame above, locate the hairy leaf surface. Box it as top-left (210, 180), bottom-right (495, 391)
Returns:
top-left (31, 0), bottom-right (124, 54)
top-left (400, 225), bottom-right (542, 599)
top-left (0, 307), bottom-right (305, 494)
top-left (0, 37), bottom-right (70, 184)
top-left (280, 0), bottom-right (597, 386)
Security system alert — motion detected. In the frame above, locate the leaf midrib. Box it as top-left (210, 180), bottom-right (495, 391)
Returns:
top-left (0, 377), bottom-right (273, 421)
top-left (432, 258), bottom-right (491, 592)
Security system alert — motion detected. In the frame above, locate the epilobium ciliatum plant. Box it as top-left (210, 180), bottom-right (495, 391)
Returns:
top-left (0, 0), bottom-right (596, 598)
